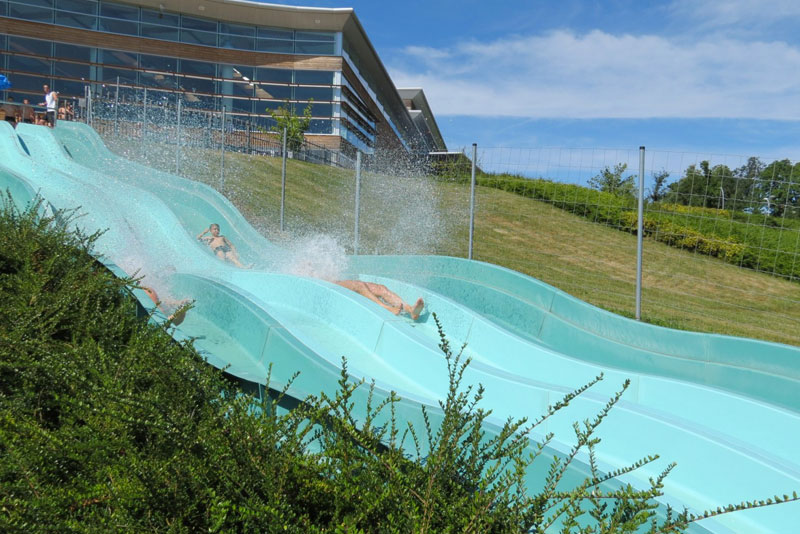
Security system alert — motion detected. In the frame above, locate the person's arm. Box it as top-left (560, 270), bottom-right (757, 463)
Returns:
top-left (197, 227), bottom-right (211, 241)
top-left (224, 236), bottom-right (237, 252)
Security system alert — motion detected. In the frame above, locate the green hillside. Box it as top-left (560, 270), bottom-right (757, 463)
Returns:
top-left (105, 137), bottom-right (800, 347)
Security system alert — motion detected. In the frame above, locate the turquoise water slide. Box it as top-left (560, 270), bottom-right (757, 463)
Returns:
top-left (2, 120), bottom-right (799, 533)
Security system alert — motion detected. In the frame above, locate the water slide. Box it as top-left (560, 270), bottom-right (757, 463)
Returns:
top-left (2, 120), bottom-right (798, 533)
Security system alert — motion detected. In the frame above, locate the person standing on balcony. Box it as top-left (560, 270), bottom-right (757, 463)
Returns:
top-left (40, 84), bottom-right (58, 127)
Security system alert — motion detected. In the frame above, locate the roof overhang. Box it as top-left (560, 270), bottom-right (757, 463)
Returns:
top-left (397, 87), bottom-right (446, 151)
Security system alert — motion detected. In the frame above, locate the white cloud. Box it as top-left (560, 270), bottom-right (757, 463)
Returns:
top-left (389, 30), bottom-right (800, 120)
top-left (670, 0), bottom-right (800, 27)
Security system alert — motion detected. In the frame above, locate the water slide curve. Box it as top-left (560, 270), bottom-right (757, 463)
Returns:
top-left (1, 120), bottom-right (798, 533)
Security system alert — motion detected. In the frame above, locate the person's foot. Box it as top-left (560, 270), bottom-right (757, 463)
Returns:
top-left (409, 298), bottom-right (425, 320)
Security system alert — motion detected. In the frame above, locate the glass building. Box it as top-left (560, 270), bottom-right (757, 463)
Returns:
top-left (0, 0), bottom-right (446, 155)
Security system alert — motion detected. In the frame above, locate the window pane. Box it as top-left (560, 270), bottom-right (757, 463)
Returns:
top-left (55, 42), bottom-right (92, 62)
top-left (16, 0), bottom-right (53, 6)
top-left (53, 60), bottom-right (90, 78)
top-left (219, 22), bottom-right (254, 36)
top-left (99, 66), bottom-right (136, 84)
top-left (141, 8), bottom-right (178, 26)
top-left (55, 10), bottom-right (96, 29)
top-left (8, 37), bottom-right (51, 56)
top-left (98, 17), bottom-right (138, 35)
top-left (181, 15), bottom-right (215, 32)
top-left (223, 65), bottom-right (252, 81)
top-left (140, 54), bottom-right (175, 71)
top-left (256, 39), bottom-right (293, 54)
top-left (309, 102), bottom-right (332, 117)
top-left (0, 2), bottom-right (6, 17)
top-left (225, 81), bottom-right (253, 97)
top-left (258, 27), bottom-right (292, 39)
top-left (100, 49), bottom-right (137, 67)
top-left (231, 98), bottom-right (252, 113)
top-left (99, 1), bottom-right (137, 19)
top-left (6, 74), bottom-right (48, 92)
top-left (139, 71), bottom-right (175, 88)
top-left (53, 79), bottom-right (85, 97)
top-left (181, 29), bottom-right (216, 46)
top-left (254, 84), bottom-right (291, 100)
top-left (295, 70), bottom-right (334, 85)
top-left (307, 119), bottom-right (332, 134)
top-left (180, 77), bottom-right (215, 94)
top-left (8, 55), bottom-right (50, 74)
top-left (295, 31), bottom-right (334, 42)
top-left (255, 67), bottom-right (292, 83)
top-left (180, 59), bottom-right (215, 76)
top-left (8, 3), bottom-right (53, 22)
top-left (219, 34), bottom-right (254, 50)
top-left (294, 41), bottom-right (335, 55)
top-left (57, 0), bottom-right (96, 14)
top-left (140, 23), bottom-right (179, 41)
top-left (295, 86), bottom-right (332, 101)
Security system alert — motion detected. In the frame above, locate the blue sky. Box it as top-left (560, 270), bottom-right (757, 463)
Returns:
top-left (271, 0), bottom-right (800, 160)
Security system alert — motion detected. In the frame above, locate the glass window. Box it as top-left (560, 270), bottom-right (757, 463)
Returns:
top-left (140, 23), bottom-right (179, 41)
top-left (219, 34), bottom-right (254, 50)
top-left (140, 54), bottom-right (175, 72)
top-left (307, 119), bottom-right (332, 134)
top-left (53, 60), bottom-right (90, 79)
top-left (231, 98), bottom-right (252, 113)
top-left (180, 77), bottom-right (215, 94)
top-left (256, 39), bottom-right (293, 54)
top-left (180, 59), bottom-right (215, 77)
top-left (8, 2), bottom-right (53, 23)
top-left (254, 84), bottom-right (291, 100)
top-left (55, 10), bottom-right (96, 29)
top-left (141, 8), bottom-right (178, 26)
top-left (308, 102), bottom-right (332, 117)
top-left (258, 27), bottom-right (292, 39)
top-left (295, 70), bottom-right (334, 85)
top-left (294, 41), bottom-right (335, 55)
top-left (100, 49), bottom-right (137, 67)
top-left (53, 79), bottom-right (85, 96)
top-left (225, 81), bottom-right (253, 97)
top-left (0, 1), bottom-right (7, 17)
top-left (224, 65), bottom-right (253, 81)
top-left (8, 55), bottom-right (50, 74)
top-left (16, 0), bottom-right (53, 6)
top-left (295, 31), bottom-right (334, 42)
top-left (181, 15), bottom-right (216, 32)
top-left (8, 37), bottom-right (52, 56)
top-left (99, 1), bottom-right (136, 19)
top-left (57, 0), bottom-right (96, 14)
top-left (98, 17), bottom-right (138, 35)
top-left (219, 22), bottom-right (254, 36)
top-left (139, 71), bottom-right (175, 88)
top-left (255, 67), bottom-right (292, 83)
top-left (55, 43), bottom-right (92, 62)
top-left (6, 74), bottom-right (49, 92)
top-left (99, 66), bottom-right (136, 84)
top-left (295, 86), bottom-right (332, 101)
top-left (181, 29), bottom-right (216, 46)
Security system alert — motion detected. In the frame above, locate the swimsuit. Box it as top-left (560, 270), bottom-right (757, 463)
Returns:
top-left (214, 244), bottom-right (231, 254)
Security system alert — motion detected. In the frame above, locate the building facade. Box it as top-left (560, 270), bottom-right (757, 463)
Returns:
top-left (0, 0), bottom-right (446, 155)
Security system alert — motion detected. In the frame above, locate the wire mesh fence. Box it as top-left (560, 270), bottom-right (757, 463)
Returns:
top-left (61, 83), bottom-right (800, 346)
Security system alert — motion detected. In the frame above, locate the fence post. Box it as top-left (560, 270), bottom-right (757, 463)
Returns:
top-left (354, 150), bottom-right (362, 255)
top-left (114, 76), bottom-right (119, 136)
top-left (142, 87), bottom-right (147, 155)
top-left (220, 107), bottom-right (226, 191)
top-left (280, 126), bottom-right (288, 232)
top-left (636, 146), bottom-right (645, 321)
top-left (246, 120), bottom-right (252, 155)
top-left (468, 143), bottom-right (477, 260)
top-left (175, 95), bottom-right (182, 174)
top-left (86, 84), bottom-right (93, 127)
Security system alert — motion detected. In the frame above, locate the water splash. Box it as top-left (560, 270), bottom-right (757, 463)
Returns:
top-left (279, 233), bottom-right (349, 281)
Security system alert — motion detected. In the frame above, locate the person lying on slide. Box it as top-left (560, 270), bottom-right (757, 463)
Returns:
top-left (197, 223), bottom-right (250, 268)
top-left (142, 286), bottom-right (189, 326)
top-left (335, 279), bottom-right (425, 320)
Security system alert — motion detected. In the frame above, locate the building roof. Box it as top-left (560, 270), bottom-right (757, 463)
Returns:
top-left (398, 87), bottom-right (447, 152)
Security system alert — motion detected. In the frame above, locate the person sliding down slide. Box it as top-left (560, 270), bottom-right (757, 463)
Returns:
top-left (197, 223), bottom-right (251, 268)
top-left (335, 279), bottom-right (425, 320)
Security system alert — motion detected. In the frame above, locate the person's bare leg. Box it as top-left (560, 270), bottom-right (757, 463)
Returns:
top-left (366, 282), bottom-right (424, 320)
top-left (143, 286), bottom-right (188, 325)
top-left (336, 280), bottom-right (401, 314)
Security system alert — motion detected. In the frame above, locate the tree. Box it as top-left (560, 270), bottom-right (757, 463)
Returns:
top-left (268, 100), bottom-right (313, 152)
top-left (588, 163), bottom-right (636, 197)
top-left (754, 159), bottom-right (800, 218)
top-left (649, 169), bottom-right (670, 202)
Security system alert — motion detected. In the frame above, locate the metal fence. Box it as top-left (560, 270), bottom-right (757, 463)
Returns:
top-left (68, 84), bottom-right (800, 346)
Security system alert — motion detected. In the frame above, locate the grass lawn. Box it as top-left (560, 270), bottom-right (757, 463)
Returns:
top-left (105, 136), bottom-right (800, 347)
